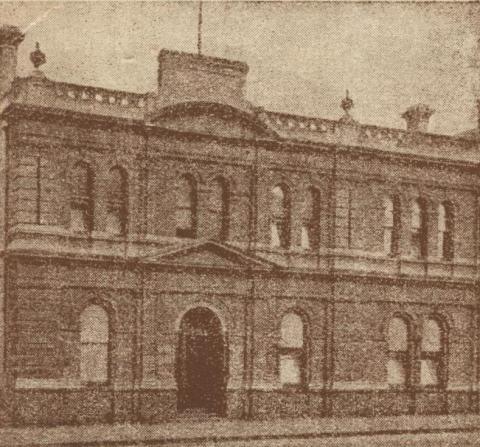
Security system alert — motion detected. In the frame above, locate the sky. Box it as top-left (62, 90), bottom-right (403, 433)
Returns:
top-left (1, 1), bottom-right (479, 135)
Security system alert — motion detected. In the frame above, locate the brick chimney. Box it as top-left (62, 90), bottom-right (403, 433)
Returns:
top-left (0, 25), bottom-right (24, 98)
top-left (401, 104), bottom-right (435, 133)
top-left (156, 49), bottom-right (252, 112)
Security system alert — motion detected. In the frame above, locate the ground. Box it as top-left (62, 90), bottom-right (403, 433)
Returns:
top-left (2, 414), bottom-right (480, 447)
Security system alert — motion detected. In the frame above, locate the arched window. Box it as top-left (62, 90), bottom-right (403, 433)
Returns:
top-left (387, 317), bottom-right (411, 386)
top-left (271, 185), bottom-right (290, 249)
top-left (106, 167), bottom-right (128, 236)
top-left (70, 162), bottom-right (93, 233)
top-left (301, 187), bottom-right (320, 250)
top-left (420, 317), bottom-right (447, 387)
top-left (411, 198), bottom-right (428, 258)
top-left (176, 175), bottom-right (197, 238)
top-left (80, 305), bottom-right (109, 383)
top-left (279, 312), bottom-right (306, 386)
top-left (211, 177), bottom-right (229, 241)
top-left (384, 195), bottom-right (401, 256)
top-left (438, 202), bottom-right (454, 261)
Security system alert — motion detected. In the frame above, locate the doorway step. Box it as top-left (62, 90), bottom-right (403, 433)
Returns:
top-left (178, 408), bottom-right (221, 421)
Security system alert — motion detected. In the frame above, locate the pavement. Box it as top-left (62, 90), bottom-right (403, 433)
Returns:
top-left (1, 414), bottom-right (480, 446)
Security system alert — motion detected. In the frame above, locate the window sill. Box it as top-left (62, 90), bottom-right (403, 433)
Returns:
top-left (416, 385), bottom-right (447, 391)
top-left (15, 378), bottom-right (111, 389)
top-left (280, 384), bottom-right (308, 393)
top-left (387, 384), bottom-right (410, 391)
top-left (80, 381), bottom-right (110, 387)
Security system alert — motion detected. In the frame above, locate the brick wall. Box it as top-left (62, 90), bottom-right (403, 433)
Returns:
top-left (1, 109), bottom-right (480, 425)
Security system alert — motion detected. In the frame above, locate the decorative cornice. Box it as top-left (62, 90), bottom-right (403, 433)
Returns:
top-left (158, 49), bottom-right (249, 75)
top-left (2, 102), bottom-right (144, 132)
top-left (5, 247), bottom-right (478, 289)
top-left (3, 102), bottom-right (480, 171)
top-left (149, 100), bottom-right (280, 140)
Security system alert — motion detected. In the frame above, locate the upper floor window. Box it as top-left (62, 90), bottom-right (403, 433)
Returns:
top-left (438, 202), bottom-right (454, 261)
top-left (411, 198), bottom-right (428, 258)
top-left (80, 304), bottom-right (109, 383)
top-left (279, 312), bottom-right (306, 387)
top-left (70, 162), bottom-right (93, 233)
top-left (387, 316), bottom-right (411, 386)
top-left (301, 187), bottom-right (320, 250)
top-left (271, 184), bottom-right (290, 249)
top-left (384, 195), bottom-right (401, 256)
top-left (106, 167), bottom-right (128, 236)
top-left (420, 317), bottom-right (447, 387)
top-left (176, 175), bottom-right (197, 238)
top-left (211, 177), bottom-right (230, 241)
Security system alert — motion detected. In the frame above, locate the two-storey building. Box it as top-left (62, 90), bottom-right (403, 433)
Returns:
top-left (0, 24), bottom-right (479, 425)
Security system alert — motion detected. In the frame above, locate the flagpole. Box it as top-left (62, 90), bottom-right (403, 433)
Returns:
top-left (197, 1), bottom-right (203, 55)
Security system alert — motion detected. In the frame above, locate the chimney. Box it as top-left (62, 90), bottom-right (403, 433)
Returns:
top-left (156, 49), bottom-right (251, 112)
top-left (0, 25), bottom-right (25, 98)
top-left (401, 104), bottom-right (435, 133)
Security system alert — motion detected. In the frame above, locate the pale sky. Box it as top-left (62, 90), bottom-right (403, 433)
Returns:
top-left (2, 1), bottom-right (479, 135)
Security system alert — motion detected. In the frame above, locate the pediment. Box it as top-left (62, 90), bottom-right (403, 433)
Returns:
top-left (150, 102), bottom-right (279, 141)
top-left (143, 240), bottom-right (276, 270)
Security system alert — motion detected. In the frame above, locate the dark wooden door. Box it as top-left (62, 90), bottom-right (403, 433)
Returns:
top-left (177, 308), bottom-right (226, 414)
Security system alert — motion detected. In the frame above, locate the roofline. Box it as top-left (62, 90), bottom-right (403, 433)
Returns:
top-left (3, 102), bottom-right (480, 170)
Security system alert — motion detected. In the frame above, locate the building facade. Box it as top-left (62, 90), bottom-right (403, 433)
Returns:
top-left (0, 24), bottom-right (480, 426)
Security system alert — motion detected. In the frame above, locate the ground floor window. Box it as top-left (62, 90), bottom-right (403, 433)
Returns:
top-left (279, 312), bottom-right (306, 387)
top-left (80, 304), bottom-right (109, 383)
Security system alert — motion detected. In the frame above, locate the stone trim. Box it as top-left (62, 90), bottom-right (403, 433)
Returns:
top-left (332, 382), bottom-right (390, 391)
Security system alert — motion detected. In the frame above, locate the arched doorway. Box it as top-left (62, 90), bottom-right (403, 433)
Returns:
top-left (176, 307), bottom-right (228, 415)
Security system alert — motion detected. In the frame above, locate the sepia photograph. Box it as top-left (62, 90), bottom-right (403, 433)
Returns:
top-left (1, 1), bottom-right (480, 445)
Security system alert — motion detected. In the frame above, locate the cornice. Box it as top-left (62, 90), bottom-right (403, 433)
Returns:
top-left (2, 103), bottom-right (145, 133)
top-left (5, 249), bottom-right (477, 288)
top-left (158, 49), bottom-right (249, 75)
top-left (2, 103), bottom-right (480, 172)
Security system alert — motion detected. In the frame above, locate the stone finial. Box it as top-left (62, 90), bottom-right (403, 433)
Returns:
top-left (341, 89), bottom-right (353, 113)
top-left (339, 90), bottom-right (356, 124)
top-left (401, 104), bottom-right (435, 133)
top-left (0, 24), bottom-right (25, 47)
top-left (30, 42), bottom-right (46, 69)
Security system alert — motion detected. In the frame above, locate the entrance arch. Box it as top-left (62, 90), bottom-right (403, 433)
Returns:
top-left (176, 307), bottom-right (228, 415)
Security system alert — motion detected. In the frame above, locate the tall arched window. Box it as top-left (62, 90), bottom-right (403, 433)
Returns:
top-left (387, 316), bottom-right (411, 386)
top-left (420, 317), bottom-right (447, 387)
top-left (271, 185), bottom-right (290, 249)
top-left (106, 167), bottom-right (128, 236)
top-left (411, 198), bottom-right (428, 258)
top-left (438, 202), bottom-right (454, 261)
top-left (211, 177), bottom-right (229, 241)
top-left (384, 195), bottom-right (401, 256)
top-left (80, 305), bottom-right (109, 383)
top-left (279, 312), bottom-right (306, 386)
top-left (70, 162), bottom-right (93, 233)
top-left (301, 187), bottom-right (320, 250)
top-left (176, 175), bottom-right (197, 238)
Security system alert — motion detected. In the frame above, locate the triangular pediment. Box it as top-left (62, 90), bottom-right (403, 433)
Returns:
top-left (143, 240), bottom-right (276, 270)
top-left (149, 102), bottom-right (279, 141)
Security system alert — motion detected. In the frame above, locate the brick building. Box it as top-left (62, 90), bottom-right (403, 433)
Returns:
top-left (0, 24), bottom-right (479, 425)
